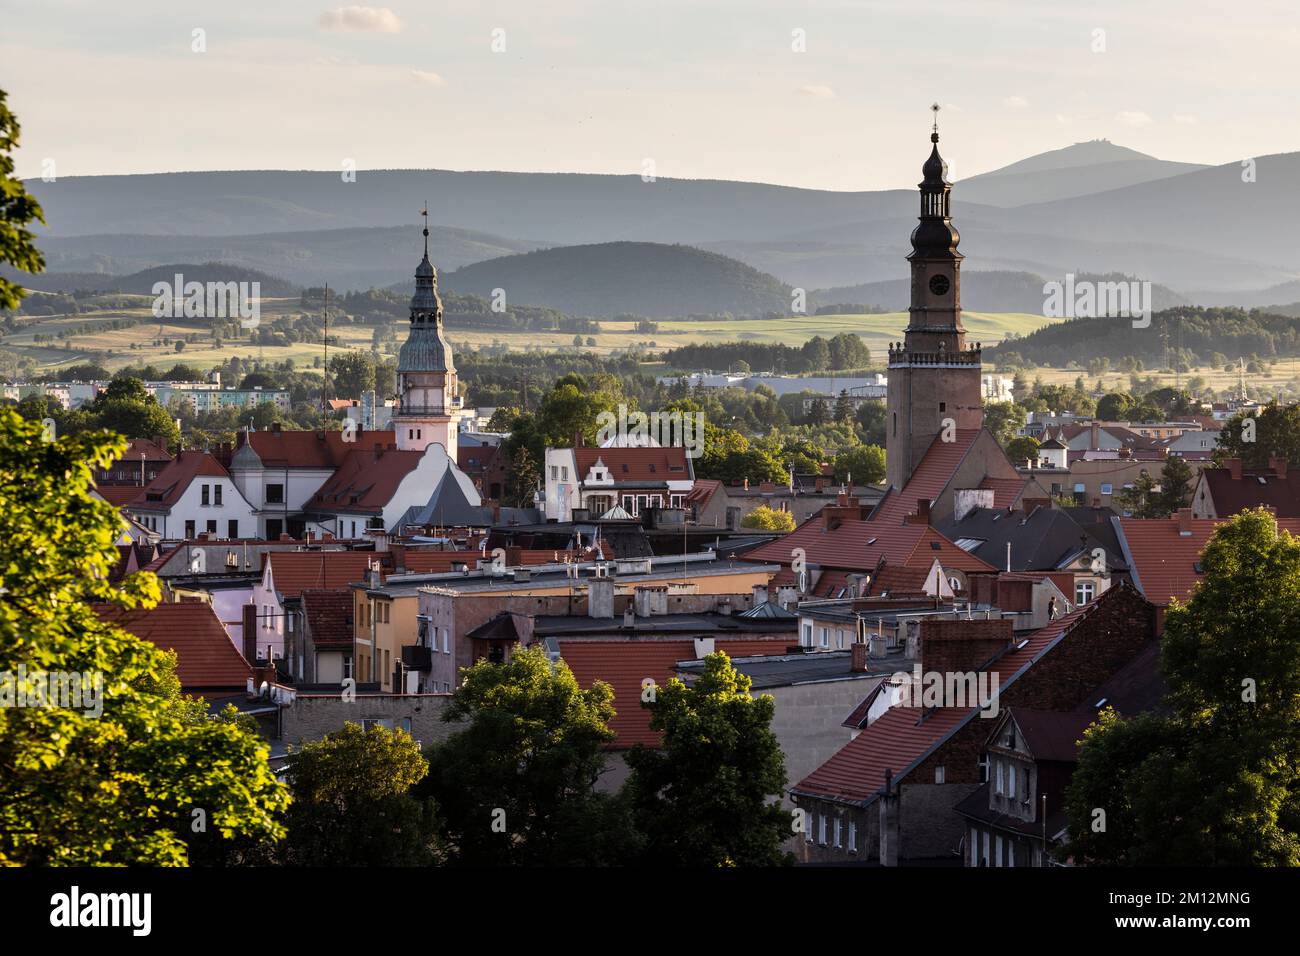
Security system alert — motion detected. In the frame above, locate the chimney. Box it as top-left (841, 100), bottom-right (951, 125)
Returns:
top-left (1177, 507), bottom-right (1193, 536)
top-left (153, 434), bottom-right (167, 455)
top-left (623, 606), bottom-right (635, 629)
top-left (241, 604), bottom-right (258, 663)
top-left (1225, 457), bottom-right (1242, 480)
top-left (588, 577), bottom-right (615, 618)
top-left (851, 640), bottom-right (869, 673)
top-left (1270, 456), bottom-right (1288, 478)
top-left (1090, 421), bottom-right (1100, 450)
top-left (904, 498), bottom-right (931, 525)
top-left (919, 618), bottom-right (1014, 677)
top-left (751, 584), bottom-right (769, 607)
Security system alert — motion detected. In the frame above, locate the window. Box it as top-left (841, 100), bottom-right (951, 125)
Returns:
top-left (228, 520), bottom-right (239, 538)
top-left (214, 484), bottom-right (222, 506)
top-left (970, 827), bottom-right (979, 866)
top-left (978, 754), bottom-right (989, 782)
top-left (848, 820), bottom-right (857, 853)
top-left (442, 628), bottom-right (450, 654)
top-left (939, 402), bottom-right (946, 413)
top-left (267, 483), bottom-right (284, 504)
top-left (185, 520), bottom-right (196, 539)
top-left (995, 759), bottom-right (1004, 795)
top-left (1100, 482), bottom-right (1113, 496)
top-left (343, 656), bottom-right (353, 680)
top-left (837, 629), bottom-right (845, 649)
top-left (201, 484), bottom-right (210, 506)
top-left (833, 817), bottom-right (842, 848)
top-left (935, 765), bottom-right (946, 784)
top-left (1076, 581), bottom-right (1095, 605)
top-left (818, 814), bottom-right (827, 845)
top-left (1007, 841), bottom-right (1015, 867)
top-left (995, 834), bottom-right (1004, 867)
top-left (819, 627), bottom-right (829, 648)
top-left (206, 519), bottom-right (217, 534)
top-left (802, 623), bottom-right (813, 647)
top-left (551, 466), bottom-right (558, 480)
top-left (1008, 762), bottom-right (1017, 798)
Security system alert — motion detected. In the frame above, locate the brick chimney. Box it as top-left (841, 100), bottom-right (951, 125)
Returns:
top-left (1090, 421), bottom-right (1100, 449)
top-left (919, 618), bottom-right (1013, 676)
top-left (241, 603), bottom-right (258, 663)
top-left (1177, 507), bottom-right (1193, 536)
top-left (851, 640), bottom-right (869, 673)
top-left (904, 498), bottom-right (931, 525)
top-left (1270, 456), bottom-right (1288, 478)
top-left (1225, 458), bottom-right (1243, 480)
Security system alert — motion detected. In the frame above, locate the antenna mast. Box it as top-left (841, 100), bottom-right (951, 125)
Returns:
top-left (322, 283), bottom-right (330, 414)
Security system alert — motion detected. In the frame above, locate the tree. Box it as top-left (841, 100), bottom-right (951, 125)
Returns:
top-left (1065, 510), bottom-right (1300, 865)
top-left (1216, 402), bottom-right (1300, 470)
top-left (741, 505), bottom-right (796, 532)
top-left (624, 652), bottom-right (794, 866)
top-left (855, 401), bottom-right (886, 446)
top-left (983, 401), bottom-right (1027, 447)
top-left (833, 444), bottom-right (886, 485)
top-left (0, 90), bottom-right (45, 311)
top-left (801, 336), bottom-right (830, 371)
top-left (328, 351), bottom-right (375, 400)
top-left (833, 390), bottom-right (853, 423)
top-left (807, 397), bottom-right (830, 425)
top-left (0, 411), bottom-right (288, 864)
top-left (281, 723), bottom-right (438, 866)
top-left (1096, 392), bottom-right (1135, 421)
top-left (1005, 436), bottom-right (1040, 464)
top-left (1159, 455), bottom-right (1194, 514)
top-left (88, 377), bottom-right (181, 447)
top-left (1115, 469), bottom-right (1162, 518)
top-left (420, 646), bottom-right (640, 865)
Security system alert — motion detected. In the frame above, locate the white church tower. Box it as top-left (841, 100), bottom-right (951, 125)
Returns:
top-left (394, 216), bottom-right (460, 456)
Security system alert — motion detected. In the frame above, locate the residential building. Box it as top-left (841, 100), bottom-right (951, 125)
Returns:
top-left (1191, 457), bottom-right (1300, 518)
top-left (542, 444), bottom-right (695, 520)
top-left (123, 450), bottom-right (258, 541)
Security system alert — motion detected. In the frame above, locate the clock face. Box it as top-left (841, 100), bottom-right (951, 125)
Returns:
top-left (929, 274), bottom-right (950, 296)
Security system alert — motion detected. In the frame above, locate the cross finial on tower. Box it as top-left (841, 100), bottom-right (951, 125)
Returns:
top-left (420, 202), bottom-right (429, 255)
top-left (930, 102), bottom-right (941, 137)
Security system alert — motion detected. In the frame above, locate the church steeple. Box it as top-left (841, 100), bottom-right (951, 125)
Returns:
top-left (884, 112), bottom-right (984, 492)
top-left (394, 209), bottom-right (459, 455)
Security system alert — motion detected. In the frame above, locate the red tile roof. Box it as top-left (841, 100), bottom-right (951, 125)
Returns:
top-left (93, 601), bottom-right (252, 691)
top-left (1201, 465), bottom-right (1300, 518)
top-left (870, 430), bottom-right (983, 526)
top-left (978, 476), bottom-right (1029, 508)
top-left (746, 516), bottom-right (994, 577)
top-left (575, 446), bottom-right (691, 483)
top-left (241, 429), bottom-right (396, 468)
top-left (304, 447), bottom-right (423, 514)
top-left (1006, 708), bottom-right (1095, 763)
top-left (557, 637), bottom-right (794, 748)
top-left (128, 451), bottom-right (230, 511)
top-left (266, 551), bottom-right (379, 598)
top-left (686, 478), bottom-right (722, 508)
top-left (1117, 514), bottom-right (1300, 606)
top-left (301, 589), bottom-right (355, 650)
top-left (96, 484), bottom-right (148, 506)
top-left (793, 602), bottom-right (1095, 804)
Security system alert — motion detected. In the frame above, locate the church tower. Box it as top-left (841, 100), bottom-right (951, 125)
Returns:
top-left (885, 109), bottom-right (983, 491)
top-left (394, 217), bottom-right (459, 456)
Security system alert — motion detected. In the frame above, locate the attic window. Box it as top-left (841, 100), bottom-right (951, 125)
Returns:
top-left (621, 464), bottom-right (629, 473)
top-left (1193, 561), bottom-right (1204, 574)
top-left (930, 541), bottom-right (941, 550)
top-left (866, 538), bottom-right (877, 546)
top-left (1094, 697), bottom-right (1108, 709)
top-left (648, 463), bottom-right (656, 473)
top-left (1016, 638), bottom-right (1030, 650)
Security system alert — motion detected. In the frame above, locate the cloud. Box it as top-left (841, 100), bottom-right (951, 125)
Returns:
top-left (1115, 110), bottom-right (1153, 127)
top-left (1173, 113), bottom-right (1198, 125)
top-left (796, 84), bottom-right (835, 99)
top-left (412, 70), bottom-right (446, 86)
top-left (1002, 95), bottom-right (1029, 110)
top-left (318, 6), bottom-right (403, 33)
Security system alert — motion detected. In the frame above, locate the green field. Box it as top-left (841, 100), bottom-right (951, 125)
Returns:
top-left (2, 304), bottom-right (1057, 376)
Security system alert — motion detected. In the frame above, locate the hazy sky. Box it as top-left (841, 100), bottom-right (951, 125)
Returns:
top-left (4, 0), bottom-right (1297, 190)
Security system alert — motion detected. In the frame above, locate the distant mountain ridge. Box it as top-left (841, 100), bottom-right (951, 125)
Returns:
top-left (18, 141), bottom-right (1300, 304)
top-left (441, 242), bottom-right (792, 318)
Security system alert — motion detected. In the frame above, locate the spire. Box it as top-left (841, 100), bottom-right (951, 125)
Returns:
top-left (910, 105), bottom-right (960, 260)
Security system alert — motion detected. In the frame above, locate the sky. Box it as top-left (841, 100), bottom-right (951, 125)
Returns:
top-left (4, 0), bottom-right (1298, 191)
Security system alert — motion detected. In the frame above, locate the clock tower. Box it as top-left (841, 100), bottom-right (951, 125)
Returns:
top-left (885, 109), bottom-right (984, 492)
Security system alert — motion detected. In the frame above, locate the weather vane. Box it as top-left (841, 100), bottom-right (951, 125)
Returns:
top-left (931, 102), bottom-right (941, 133)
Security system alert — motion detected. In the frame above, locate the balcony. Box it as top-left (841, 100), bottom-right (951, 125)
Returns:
top-left (401, 645), bottom-right (432, 671)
